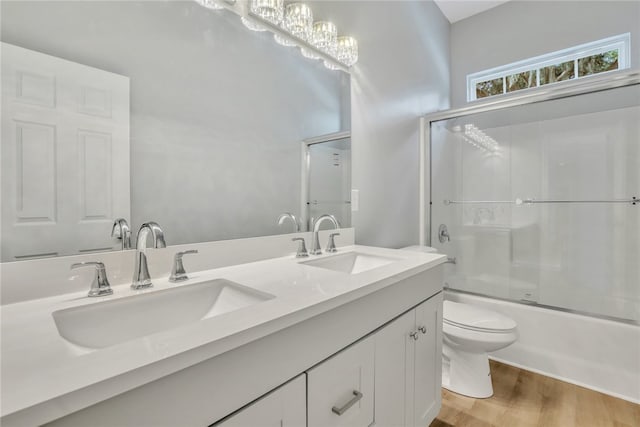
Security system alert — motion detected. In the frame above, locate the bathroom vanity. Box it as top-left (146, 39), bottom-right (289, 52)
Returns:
top-left (0, 231), bottom-right (446, 426)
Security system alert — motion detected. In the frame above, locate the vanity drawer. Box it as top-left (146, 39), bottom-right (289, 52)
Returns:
top-left (307, 336), bottom-right (375, 427)
top-left (214, 375), bottom-right (306, 427)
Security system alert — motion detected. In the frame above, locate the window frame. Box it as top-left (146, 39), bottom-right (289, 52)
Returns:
top-left (467, 33), bottom-right (631, 102)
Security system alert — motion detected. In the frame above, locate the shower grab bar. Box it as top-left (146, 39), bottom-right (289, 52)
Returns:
top-left (517, 197), bottom-right (637, 205)
top-left (307, 200), bottom-right (351, 205)
top-left (443, 200), bottom-right (513, 205)
top-left (443, 197), bottom-right (637, 205)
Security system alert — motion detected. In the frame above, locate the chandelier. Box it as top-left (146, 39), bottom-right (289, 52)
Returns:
top-left (194, 0), bottom-right (358, 71)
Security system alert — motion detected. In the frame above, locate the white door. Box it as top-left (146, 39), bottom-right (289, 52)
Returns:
top-left (214, 375), bottom-right (306, 427)
top-left (374, 309), bottom-right (416, 427)
top-left (1, 42), bottom-right (130, 261)
top-left (307, 336), bottom-right (375, 427)
top-left (413, 294), bottom-right (443, 426)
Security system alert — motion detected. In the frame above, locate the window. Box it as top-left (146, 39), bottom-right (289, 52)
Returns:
top-left (467, 33), bottom-right (630, 102)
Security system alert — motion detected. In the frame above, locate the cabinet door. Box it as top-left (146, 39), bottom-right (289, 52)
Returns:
top-left (413, 293), bottom-right (443, 426)
top-left (307, 336), bottom-right (375, 427)
top-left (374, 309), bottom-right (416, 427)
top-left (215, 375), bottom-right (305, 427)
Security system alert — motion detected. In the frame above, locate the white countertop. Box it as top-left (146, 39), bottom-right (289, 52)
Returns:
top-left (1, 245), bottom-right (445, 425)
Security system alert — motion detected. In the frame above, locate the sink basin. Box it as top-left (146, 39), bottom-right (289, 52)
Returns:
top-left (52, 279), bottom-right (274, 349)
top-left (302, 252), bottom-right (398, 275)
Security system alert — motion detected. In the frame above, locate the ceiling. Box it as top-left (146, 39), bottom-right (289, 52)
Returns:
top-left (434, 0), bottom-right (511, 23)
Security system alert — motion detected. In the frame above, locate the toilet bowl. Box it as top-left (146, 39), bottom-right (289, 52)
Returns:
top-left (442, 300), bottom-right (518, 398)
top-left (399, 246), bottom-right (519, 398)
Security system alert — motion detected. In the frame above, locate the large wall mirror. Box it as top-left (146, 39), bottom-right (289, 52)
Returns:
top-left (0, 0), bottom-right (351, 262)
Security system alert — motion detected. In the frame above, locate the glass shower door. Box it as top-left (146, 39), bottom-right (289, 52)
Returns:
top-left (430, 84), bottom-right (640, 322)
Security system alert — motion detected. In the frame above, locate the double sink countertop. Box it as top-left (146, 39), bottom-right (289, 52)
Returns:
top-left (1, 245), bottom-right (445, 425)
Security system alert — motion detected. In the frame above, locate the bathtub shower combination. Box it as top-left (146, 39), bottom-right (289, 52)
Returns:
top-left (421, 70), bottom-right (640, 402)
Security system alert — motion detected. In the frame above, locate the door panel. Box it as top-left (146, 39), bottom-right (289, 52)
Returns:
top-left (413, 293), bottom-right (443, 426)
top-left (374, 309), bottom-right (416, 427)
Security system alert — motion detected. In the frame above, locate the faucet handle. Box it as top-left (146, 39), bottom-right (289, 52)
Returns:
top-left (438, 224), bottom-right (450, 243)
top-left (170, 250), bottom-right (199, 283)
top-left (326, 233), bottom-right (340, 253)
top-left (71, 262), bottom-right (113, 297)
top-left (292, 237), bottom-right (309, 258)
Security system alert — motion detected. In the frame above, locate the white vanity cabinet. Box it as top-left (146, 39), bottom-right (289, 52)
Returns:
top-left (36, 264), bottom-right (445, 427)
top-left (307, 336), bottom-right (375, 427)
top-left (306, 292), bottom-right (443, 427)
top-left (374, 293), bottom-right (443, 427)
top-left (214, 375), bottom-right (306, 427)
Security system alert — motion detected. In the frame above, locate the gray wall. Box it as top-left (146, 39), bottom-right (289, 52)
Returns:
top-left (1, 1), bottom-right (347, 245)
top-left (450, 0), bottom-right (640, 107)
top-left (314, 1), bottom-right (451, 248)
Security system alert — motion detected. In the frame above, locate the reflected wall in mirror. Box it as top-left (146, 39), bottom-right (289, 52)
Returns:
top-left (0, 0), bottom-right (350, 262)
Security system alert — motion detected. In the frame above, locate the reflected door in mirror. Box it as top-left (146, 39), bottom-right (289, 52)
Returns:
top-left (1, 43), bottom-right (130, 261)
top-left (307, 138), bottom-right (351, 230)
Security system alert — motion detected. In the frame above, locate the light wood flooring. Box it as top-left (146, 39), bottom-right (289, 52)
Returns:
top-left (430, 360), bottom-right (640, 427)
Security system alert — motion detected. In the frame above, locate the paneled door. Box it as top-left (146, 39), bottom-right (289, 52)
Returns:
top-left (1, 43), bottom-right (130, 261)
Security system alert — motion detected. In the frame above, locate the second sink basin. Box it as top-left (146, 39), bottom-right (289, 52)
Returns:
top-left (302, 252), bottom-right (398, 275)
top-left (52, 279), bottom-right (274, 349)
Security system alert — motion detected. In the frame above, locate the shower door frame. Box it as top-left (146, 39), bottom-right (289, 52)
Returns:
top-left (418, 69), bottom-right (640, 324)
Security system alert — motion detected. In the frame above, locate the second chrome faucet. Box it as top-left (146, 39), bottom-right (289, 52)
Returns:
top-left (131, 222), bottom-right (166, 290)
top-left (310, 214), bottom-right (341, 255)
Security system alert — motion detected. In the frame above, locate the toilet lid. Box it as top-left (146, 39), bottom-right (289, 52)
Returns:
top-left (443, 301), bottom-right (517, 332)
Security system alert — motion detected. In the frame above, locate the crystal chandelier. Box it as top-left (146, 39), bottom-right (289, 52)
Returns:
top-left (194, 0), bottom-right (225, 10)
top-left (193, 0), bottom-right (359, 70)
top-left (275, 3), bottom-right (313, 47)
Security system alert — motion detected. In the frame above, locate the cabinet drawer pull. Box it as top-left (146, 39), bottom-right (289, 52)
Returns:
top-left (331, 390), bottom-right (363, 416)
top-left (418, 326), bottom-right (427, 334)
top-left (409, 331), bottom-right (419, 341)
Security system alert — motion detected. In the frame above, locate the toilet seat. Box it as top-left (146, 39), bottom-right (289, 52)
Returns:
top-left (444, 301), bottom-right (516, 333)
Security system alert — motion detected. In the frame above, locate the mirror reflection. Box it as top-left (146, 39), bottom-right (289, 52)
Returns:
top-left (304, 134), bottom-right (352, 231)
top-left (0, 0), bottom-right (350, 261)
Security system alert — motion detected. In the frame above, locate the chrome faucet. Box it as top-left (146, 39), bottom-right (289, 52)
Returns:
top-left (111, 218), bottom-right (131, 250)
top-left (277, 212), bottom-right (300, 232)
top-left (131, 222), bottom-right (166, 290)
top-left (311, 214), bottom-right (341, 255)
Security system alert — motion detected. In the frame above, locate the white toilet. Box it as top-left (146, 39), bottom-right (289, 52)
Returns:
top-left (400, 246), bottom-right (519, 398)
top-left (442, 300), bottom-right (518, 398)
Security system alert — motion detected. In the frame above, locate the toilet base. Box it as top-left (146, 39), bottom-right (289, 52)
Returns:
top-left (442, 349), bottom-right (493, 398)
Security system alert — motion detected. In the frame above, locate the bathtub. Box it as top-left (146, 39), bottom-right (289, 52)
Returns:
top-left (446, 290), bottom-right (640, 403)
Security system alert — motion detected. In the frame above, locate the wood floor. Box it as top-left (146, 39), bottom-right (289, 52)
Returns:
top-left (430, 360), bottom-right (640, 427)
